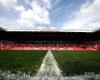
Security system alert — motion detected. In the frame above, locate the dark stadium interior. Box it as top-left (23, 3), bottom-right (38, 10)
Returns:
top-left (0, 31), bottom-right (100, 43)
top-left (0, 30), bottom-right (100, 50)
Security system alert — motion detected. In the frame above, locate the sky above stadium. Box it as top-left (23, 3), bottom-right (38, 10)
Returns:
top-left (0, 0), bottom-right (100, 32)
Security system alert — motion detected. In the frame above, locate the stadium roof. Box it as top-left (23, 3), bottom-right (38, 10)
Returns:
top-left (6, 27), bottom-right (100, 33)
top-left (0, 26), bottom-right (100, 33)
top-left (0, 27), bottom-right (6, 31)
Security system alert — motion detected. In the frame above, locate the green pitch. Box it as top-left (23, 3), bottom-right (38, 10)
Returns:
top-left (0, 50), bottom-right (47, 75)
top-left (53, 50), bottom-right (100, 76)
top-left (0, 50), bottom-right (100, 76)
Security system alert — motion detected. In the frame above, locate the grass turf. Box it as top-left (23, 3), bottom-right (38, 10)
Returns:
top-left (0, 50), bottom-right (47, 75)
top-left (52, 50), bottom-right (100, 76)
top-left (0, 50), bottom-right (100, 76)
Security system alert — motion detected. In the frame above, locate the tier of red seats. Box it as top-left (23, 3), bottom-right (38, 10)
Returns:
top-left (0, 44), bottom-right (99, 50)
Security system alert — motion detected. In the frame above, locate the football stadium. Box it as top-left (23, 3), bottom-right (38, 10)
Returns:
top-left (0, 28), bottom-right (100, 80)
top-left (0, 0), bottom-right (100, 80)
